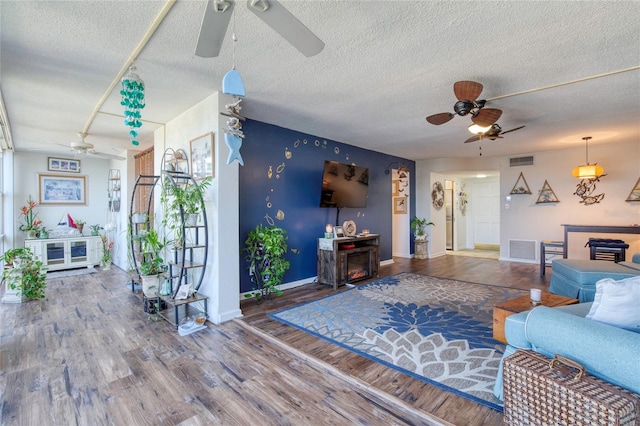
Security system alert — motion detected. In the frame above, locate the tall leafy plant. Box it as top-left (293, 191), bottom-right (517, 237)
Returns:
top-left (1, 248), bottom-right (47, 300)
top-left (166, 176), bottom-right (212, 215)
top-left (244, 224), bottom-right (290, 300)
top-left (133, 228), bottom-right (167, 276)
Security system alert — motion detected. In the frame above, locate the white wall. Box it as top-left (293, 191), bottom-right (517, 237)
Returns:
top-left (391, 169), bottom-right (411, 257)
top-left (418, 139), bottom-right (640, 262)
top-left (500, 140), bottom-right (640, 260)
top-left (12, 152), bottom-right (111, 245)
top-left (429, 172), bottom-right (447, 257)
top-left (109, 150), bottom-right (137, 271)
top-left (154, 91), bottom-right (241, 324)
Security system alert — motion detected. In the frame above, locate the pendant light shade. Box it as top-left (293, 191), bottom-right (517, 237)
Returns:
top-left (572, 163), bottom-right (605, 179)
top-left (572, 136), bottom-right (604, 179)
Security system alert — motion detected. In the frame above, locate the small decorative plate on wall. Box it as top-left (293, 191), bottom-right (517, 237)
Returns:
top-left (343, 220), bottom-right (357, 237)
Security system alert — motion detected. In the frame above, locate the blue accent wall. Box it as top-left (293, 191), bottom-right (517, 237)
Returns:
top-left (239, 119), bottom-right (415, 293)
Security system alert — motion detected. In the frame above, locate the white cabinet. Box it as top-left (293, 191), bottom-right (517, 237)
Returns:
top-left (25, 236), bottom-right (103, 271)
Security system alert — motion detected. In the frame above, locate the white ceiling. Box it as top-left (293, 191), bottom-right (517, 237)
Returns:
top-left (1, 1), bottom-right (639, 162)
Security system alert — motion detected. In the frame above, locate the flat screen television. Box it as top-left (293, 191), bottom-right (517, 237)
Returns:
top-left (320, 161), bottom-right (369, 208)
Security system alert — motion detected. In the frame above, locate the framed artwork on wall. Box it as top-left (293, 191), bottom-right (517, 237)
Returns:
top-left (392, 179), bottom-right (399, 196)
top-left (48, 157), bottom-right (80, 173)
top-left (190, 132), bottom-right (214, 180)
top-left (38, 174), bottom-right (86, 205)
top-left (393, 196), bottom-right (407, 214)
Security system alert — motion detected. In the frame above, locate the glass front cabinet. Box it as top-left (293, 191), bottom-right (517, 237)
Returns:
top-left (25, 236), bottom-right (102, 271)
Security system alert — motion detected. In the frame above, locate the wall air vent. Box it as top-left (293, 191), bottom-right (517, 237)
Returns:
top-left (510, 156), bottom-right (534, 167)
top-left (509, 239), bottom-right (537, 261)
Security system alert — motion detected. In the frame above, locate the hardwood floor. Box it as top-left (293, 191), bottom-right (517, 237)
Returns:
top-left (0, 256), bottom-right (550, 425)
top-left (241, 256), bottom-right (551, 426)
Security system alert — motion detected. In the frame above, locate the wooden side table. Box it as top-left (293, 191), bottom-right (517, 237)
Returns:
top-left (493, 292), bottom-right (579, 344)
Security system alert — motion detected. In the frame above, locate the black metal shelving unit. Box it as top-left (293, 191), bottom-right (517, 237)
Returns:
top-left (128, 169), bottom-right (209, 328)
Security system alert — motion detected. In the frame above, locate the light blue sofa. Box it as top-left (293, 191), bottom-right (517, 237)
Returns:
top-left (493, 303), bottom-right (640, 401)
top-left (549, 254), bottom-right (640, 302)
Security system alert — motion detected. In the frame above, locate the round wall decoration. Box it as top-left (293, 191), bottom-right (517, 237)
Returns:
top-left (343, 220), bottom-right (357, 237)
top-left (432, 181), bottom-right (445, 210)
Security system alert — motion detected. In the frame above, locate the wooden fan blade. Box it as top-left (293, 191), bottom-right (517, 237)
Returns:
top-left (500, 125), bottom-right (525, 135)
top-left (464, 135), bottom-right (481, 143)
top-left (426, 112), bottom-right (455, 125)
top-left (472, 108), bottom-right (502, 127)
top-left (454, 81), bottom-right (483, 101)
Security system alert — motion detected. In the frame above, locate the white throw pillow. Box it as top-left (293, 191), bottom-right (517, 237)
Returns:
top-left (586, 276), bottom-right (640, 332)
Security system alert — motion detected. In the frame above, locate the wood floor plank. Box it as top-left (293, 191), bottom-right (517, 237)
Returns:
top-left (1, 255), bottom-right (545, 425)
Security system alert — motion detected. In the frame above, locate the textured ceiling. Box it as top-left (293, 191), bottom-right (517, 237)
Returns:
top-left (1, 1), bottom-right (639, 161)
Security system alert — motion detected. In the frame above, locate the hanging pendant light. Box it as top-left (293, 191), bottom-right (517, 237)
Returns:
top-left (572, 136), bottom-right (604, 179)
top-left (120, 65), bottom-right (145, 146)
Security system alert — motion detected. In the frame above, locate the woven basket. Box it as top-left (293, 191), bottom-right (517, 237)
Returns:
top-left (503, 350), bottom-right (640, 426)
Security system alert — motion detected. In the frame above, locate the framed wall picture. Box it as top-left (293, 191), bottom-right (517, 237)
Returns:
top-left (38, 174), bottom-right (86, 205)
top-left (190, 132), bottom-right (214, 180)
top-left (48, 157), bottom-right (80, 173)
top-left (393, 196), bottom-right (407, 214)
top-left (392, 179), bottom-right (399, 196)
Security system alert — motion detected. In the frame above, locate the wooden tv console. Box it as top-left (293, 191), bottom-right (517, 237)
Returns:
top-left (317, 235), bottom-right (380, 290)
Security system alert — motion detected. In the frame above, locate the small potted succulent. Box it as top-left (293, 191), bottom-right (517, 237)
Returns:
top-left (89, 224), bottom-right (103, 236)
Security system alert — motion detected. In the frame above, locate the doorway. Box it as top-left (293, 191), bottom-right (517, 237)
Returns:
top-left (445, 180), bottom-right (454, 250)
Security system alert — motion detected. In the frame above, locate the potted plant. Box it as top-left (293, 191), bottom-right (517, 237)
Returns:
top-left (1, 247), bottom-right (47, 301)
top-left (18, 196), bottom-right (42, 239)
top-left (411, 217), bottom-right (435, 260)
top-left (411, 217), bottom-right (435, 240)
top-left (75, 219), bottom-right (85, 235)
top-left (243, 224), bottom-right (290, 301)
top-left (100, 235), bottom-right (114, 270)
top-left (38, 227), bottom-right (51, 239)
top-left (167, 176), bottom-right (212, 225)
top-left (89, 224), bottom-right (103, 236)
top-left (133, 228), bottom-right (167, 297)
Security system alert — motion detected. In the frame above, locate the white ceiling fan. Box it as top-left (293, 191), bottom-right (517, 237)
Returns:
top-left (69, 133), bottom-right (126, 160)
top-left (32, 132), bottom-right (126, 160)
top-left (195, 0), bottom-right (325, 58)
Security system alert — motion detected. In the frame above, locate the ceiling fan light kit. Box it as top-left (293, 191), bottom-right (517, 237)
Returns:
top-left (464, 124), bottom-right (525, 144)
top-left (468, 123), bottom-right (493, 135)
top-left (120, 65), bottom-right (145, 146)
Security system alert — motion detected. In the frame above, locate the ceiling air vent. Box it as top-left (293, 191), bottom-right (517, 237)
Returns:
top-left (510, 156), bottom-right (534, 167)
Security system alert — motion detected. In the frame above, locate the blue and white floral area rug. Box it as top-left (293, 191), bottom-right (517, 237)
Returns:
top-left (269, 273), bottom-right (527, 411)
